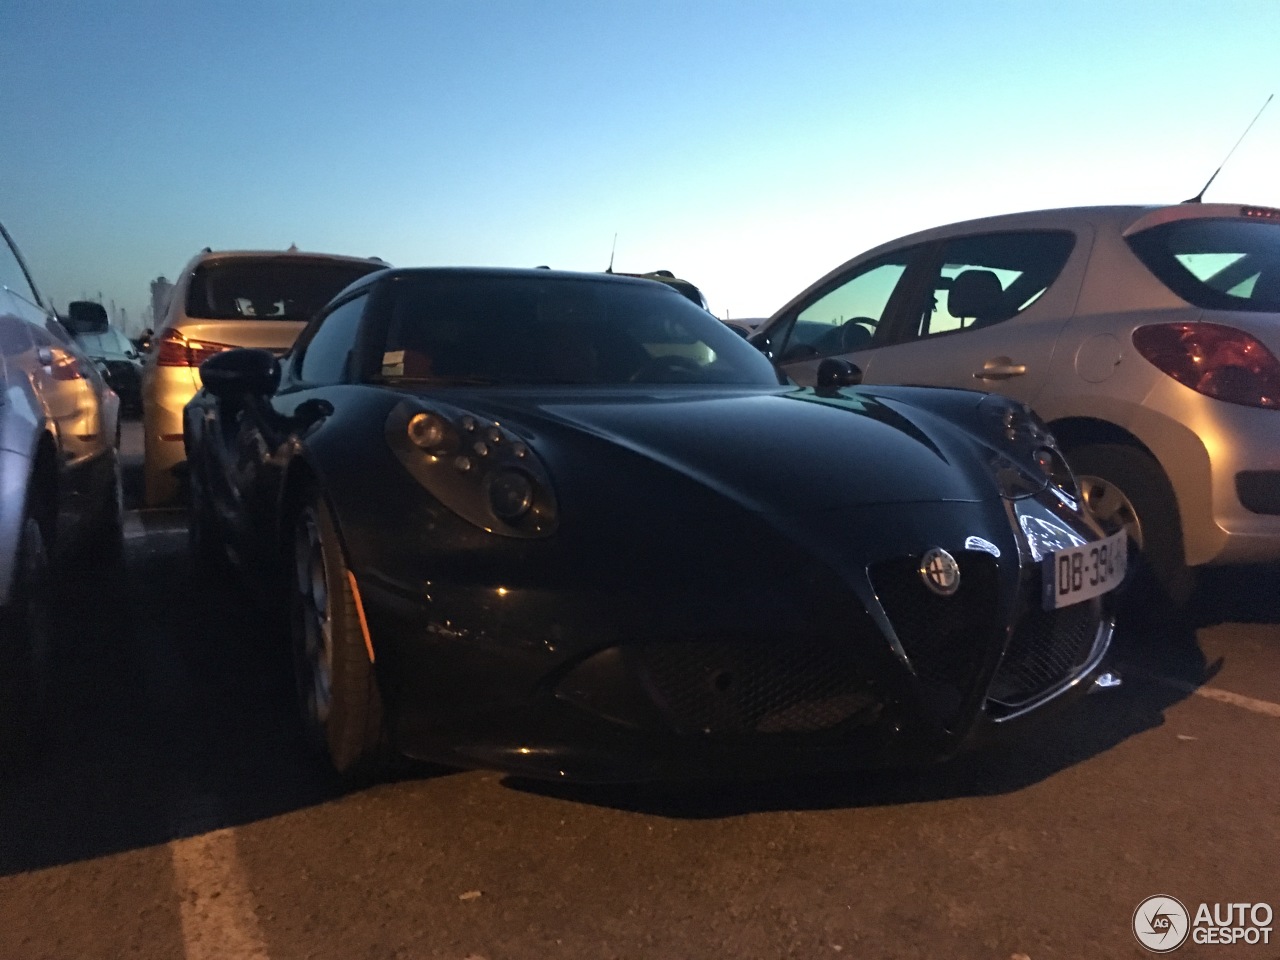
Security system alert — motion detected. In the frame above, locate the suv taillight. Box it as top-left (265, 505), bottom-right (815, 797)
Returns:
top-left (156, 329), bottom-right (234, 367)
top-left (1132, 322), bottom-right (1280, 409)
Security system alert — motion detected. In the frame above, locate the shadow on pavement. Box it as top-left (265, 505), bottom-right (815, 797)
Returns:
top-left (0, 516), bottom-right (348, 877)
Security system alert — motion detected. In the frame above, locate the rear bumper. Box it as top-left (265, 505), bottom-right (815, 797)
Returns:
top-left (142, 365), bottom-right (199, 505)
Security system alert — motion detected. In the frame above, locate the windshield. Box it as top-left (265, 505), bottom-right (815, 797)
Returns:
top-left (186, 258), bottom-right (383, 321)
top-left (1127, 217), bottom-right (1280, 312)
top-left (73, 328), bottom-right (134, 358)
top-left (377, 274), bottom-right (781, 386)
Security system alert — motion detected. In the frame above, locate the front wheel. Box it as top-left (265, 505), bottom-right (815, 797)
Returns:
top-left (289, 492), bottom-right (385, 775)
top-left (1067, 443), bottom-right (1196, 609)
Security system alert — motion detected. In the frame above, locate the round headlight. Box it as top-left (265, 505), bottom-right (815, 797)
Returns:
top-left (488, 470), bottom-right (535, 522)
top-left (407, 412), bottom-right (449, 450)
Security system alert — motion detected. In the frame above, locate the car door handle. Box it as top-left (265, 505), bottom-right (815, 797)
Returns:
top-left (973, 357), bottom-right (1027, 381)
top-left (37, 346), bottom-right (55, 367)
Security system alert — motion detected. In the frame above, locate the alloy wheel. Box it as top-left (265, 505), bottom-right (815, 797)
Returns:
top-left (1077, 473), bottom-right (1143, 551)
top-left (294, 507), bottom-right (334, 729)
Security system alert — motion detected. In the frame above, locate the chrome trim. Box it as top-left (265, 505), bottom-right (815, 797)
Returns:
top-left (987, 614), bottom-right (1115, 723)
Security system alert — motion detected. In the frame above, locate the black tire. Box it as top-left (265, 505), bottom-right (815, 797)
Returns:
top-left (95, 450), bottom-right (125, 562)
top-left (1067, 443), bottom-right (1196, 610)
top-left (187, 467), bottom-right (230, 575)
top-left (0, 513), bottom-right (53, 766)
top-left (289, 492), bottom-right (385, 776)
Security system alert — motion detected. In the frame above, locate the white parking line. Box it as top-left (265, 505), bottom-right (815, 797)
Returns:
top-left (1129, 669), bottom-right (1280, 719)
top-left (169, 828), bottom-right (271, 960)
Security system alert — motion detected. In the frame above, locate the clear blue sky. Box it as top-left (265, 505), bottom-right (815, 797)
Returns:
top-left (4, 0), bottom-right (1280, 329)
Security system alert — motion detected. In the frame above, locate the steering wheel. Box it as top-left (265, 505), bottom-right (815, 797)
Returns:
top-left (630, 354), bottom-right (704, 383)
top-left (837, 317), bottom-right (876, 353)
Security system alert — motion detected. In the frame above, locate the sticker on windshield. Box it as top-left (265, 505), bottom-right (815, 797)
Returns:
top-left (382, 350), bottom-right (405, 377)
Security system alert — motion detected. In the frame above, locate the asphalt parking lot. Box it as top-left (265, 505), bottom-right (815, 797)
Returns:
top-left (0, 421), bottom-right (1276, 960)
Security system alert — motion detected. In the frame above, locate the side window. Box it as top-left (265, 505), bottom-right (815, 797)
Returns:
top-left (778, 253), bottom-right (914, 361)
top-left (298, 294), bottom-right (367, 385)
top-left (908, 231), bottom-right (1075, 339)
top-left (0, 231), bottom-right (40, 309)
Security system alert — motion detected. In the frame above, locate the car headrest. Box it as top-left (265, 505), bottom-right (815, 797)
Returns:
top-left (948, 269), bottom-right (1004, 320)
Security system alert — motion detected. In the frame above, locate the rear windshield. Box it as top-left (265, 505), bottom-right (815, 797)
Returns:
top-left (376, 274), bottom-right (780, 386)
top-left (74, 329), bottom-right (134, 357)
top-left (1126, 218), bottom-right (1280, 312)
top-left (186, 258), bottom-right (383, 321)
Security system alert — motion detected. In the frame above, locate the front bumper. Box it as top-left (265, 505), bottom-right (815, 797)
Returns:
top-left (351, 491), bottom-right (1117, 783)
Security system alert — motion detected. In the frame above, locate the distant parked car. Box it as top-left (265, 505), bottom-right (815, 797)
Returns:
top-left (67, 311), bottom-right (143, 416)
top-left (141, 248), bottom-right (389, 505)
top-left (753, 202), bottom-right (1280, 601)
top-left (1, 219), bottom-right (122, 750)
top-left (724, 317), bottom-right (766, 338)
top-left (613, 269), bottom-right (710, 310)
top-left (184, 266), bottom-right (1121, 781)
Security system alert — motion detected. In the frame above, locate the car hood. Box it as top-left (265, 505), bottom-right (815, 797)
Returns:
top-left (458, 386), bottom-right (998, 513)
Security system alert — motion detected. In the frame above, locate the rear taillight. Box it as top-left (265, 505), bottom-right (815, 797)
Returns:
top-left (1132, 322), bottom-right (1280, 409)
top-left (155, 329), bottom-right (234, 367)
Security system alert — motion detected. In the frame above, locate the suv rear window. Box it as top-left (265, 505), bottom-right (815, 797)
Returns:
top-left (186, 258), bottom-right (383, 321)
top-left (1126, 218), bottom-right (1280, 312)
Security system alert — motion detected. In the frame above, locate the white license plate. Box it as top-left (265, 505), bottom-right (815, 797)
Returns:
top-left (1042, 530), bottom-right (1128, 610)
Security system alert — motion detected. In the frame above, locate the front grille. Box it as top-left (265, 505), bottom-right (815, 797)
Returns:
top-left (988, 592), bottom-right (1099, 707)
top-left (628, 638), bottom-right (879, 736)
top-left (868, 551), bottom-right (1000, 727)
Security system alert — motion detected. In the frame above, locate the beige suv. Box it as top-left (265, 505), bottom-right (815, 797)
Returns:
top-left (142, 248), bottom-right (387, 505)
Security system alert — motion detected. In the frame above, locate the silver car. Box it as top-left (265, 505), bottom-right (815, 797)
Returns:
top-left (141, 248), bottom-right (388, 505)
top-left (1, 220), bottom-right (122, 739)
top-left (754, 202), bottom-right (1280, 601)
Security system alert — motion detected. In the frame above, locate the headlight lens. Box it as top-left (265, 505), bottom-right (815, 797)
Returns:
top-left (488, 470), bottom-right (535, 522)
top-left (407, 411), bottom-right (451, 451)
top-left (386, 401), bottom-right (557, 538)
top-left (977, 395), bottom-right (1076, 502)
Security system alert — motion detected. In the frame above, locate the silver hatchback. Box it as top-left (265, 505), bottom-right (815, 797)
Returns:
top-left (755, 202), bottom-right (1280, 600)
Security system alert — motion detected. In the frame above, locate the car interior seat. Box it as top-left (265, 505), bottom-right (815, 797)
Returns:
top-left (947, 269), bottom-right (1006, 329)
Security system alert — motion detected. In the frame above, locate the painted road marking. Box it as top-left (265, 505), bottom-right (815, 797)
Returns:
top-left (169, 828), bottom-right (270, 960)
top-left (1127, 668), bottom-right (1280, 719)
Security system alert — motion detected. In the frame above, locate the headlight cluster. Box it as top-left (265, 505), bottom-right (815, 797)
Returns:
top-left (386, 401), bottom-right (558, 538)
top-left (977, 395), bottom-right (1078, 503)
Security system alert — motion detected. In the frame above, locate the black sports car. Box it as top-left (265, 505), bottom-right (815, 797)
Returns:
top-left (184, 266), bottom-right (1124, 782)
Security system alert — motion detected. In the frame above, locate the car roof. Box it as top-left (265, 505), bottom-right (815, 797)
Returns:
top-left (866, 202), bottom-right (1278, 251)
top-left (187, 248), bottom-right (388, 266)
top-left (372, 265), bottom-right (684, 287)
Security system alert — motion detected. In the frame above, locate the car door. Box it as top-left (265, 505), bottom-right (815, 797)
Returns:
top-left (805, 229), bottom-right (1087, 407)
top-left (755, 245), bottom-right (934, 385)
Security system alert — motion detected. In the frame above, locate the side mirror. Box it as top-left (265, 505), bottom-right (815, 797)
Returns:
top-left (815, 357), bottom-right (862, 394)
top-left (199, 348), bottom-right (280, 399)
top-left (66, 300), bottom-right (110, 334)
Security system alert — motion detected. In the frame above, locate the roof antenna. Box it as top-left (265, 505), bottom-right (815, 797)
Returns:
top-left (606, 233), bottom-right (617, 273)
top-left (1184, 93), bottom-right (1273, 203)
